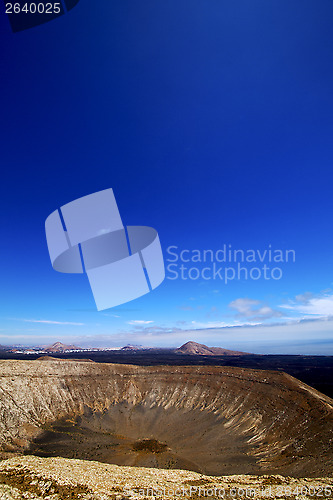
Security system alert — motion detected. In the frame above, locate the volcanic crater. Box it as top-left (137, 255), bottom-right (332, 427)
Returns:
top-left (0, 359), bottom-right (332, 477)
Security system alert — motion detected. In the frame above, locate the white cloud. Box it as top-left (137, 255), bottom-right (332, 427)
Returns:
top-left (229, 298), bottom-right (260, 315)
top-left (295, 292), bottom-right (313, 303)
top-left (127, 320), bottom-right (154, 325)
top-left (229, 298), bottom-right (282, 320)
top-left (281, 292), bottom-right (333, 317)
top-left (12, 318), bottom-right (85, 326)
top-left (190, 320), bottom-right (261, 329)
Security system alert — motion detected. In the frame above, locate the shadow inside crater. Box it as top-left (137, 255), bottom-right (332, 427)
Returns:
top-left (25, 403), bottom-right (259, 475)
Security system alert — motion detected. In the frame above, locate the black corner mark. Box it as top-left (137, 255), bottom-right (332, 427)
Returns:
top-left (4, 0), bottom-right (81, 33)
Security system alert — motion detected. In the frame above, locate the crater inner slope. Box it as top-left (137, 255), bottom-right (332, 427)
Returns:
top-left (0, 360), bottom-right (332, 476)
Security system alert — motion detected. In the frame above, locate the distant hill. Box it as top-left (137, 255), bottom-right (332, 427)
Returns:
top-left (44, 342), bottom-right (82, 353)
top-left (175, 341), bottom-right (249, 356)
top-left (121, 344), bottom-right (148, 351)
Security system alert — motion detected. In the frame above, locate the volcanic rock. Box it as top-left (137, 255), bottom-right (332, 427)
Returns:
top-left (0, 456), bottom-right (332, 500)
top-left (0, 360), bottom-right (332, 477)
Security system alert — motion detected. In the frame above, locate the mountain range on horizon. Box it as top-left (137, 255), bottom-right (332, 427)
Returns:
top-left (4, 340), bottom-right (250, 356)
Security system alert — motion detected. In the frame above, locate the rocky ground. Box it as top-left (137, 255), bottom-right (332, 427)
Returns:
top-left (0, 456), bottom-right (332, 500)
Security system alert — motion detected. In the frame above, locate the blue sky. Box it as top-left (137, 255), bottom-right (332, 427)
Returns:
top-left (0, 0), bottom-right (333, 353)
